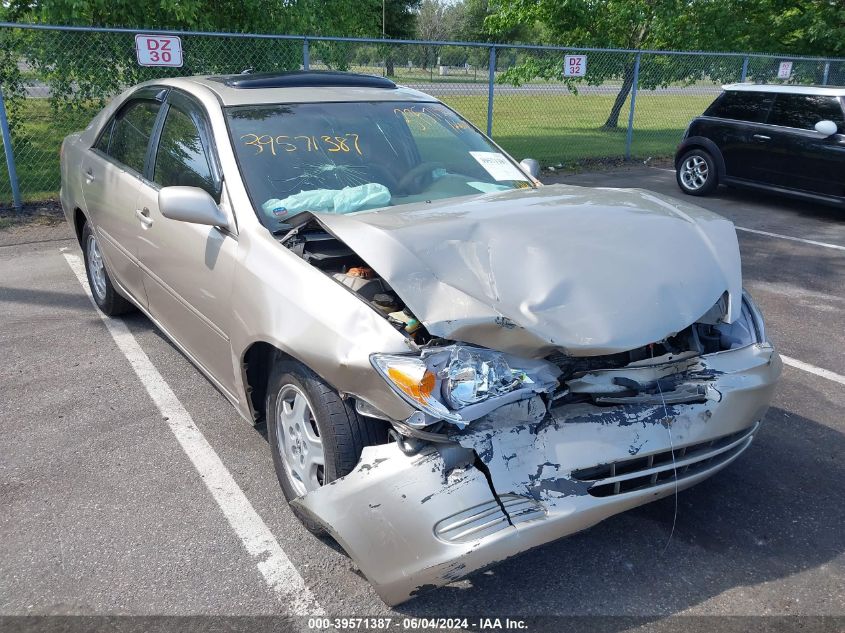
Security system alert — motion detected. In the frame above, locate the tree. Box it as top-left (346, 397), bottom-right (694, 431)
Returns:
top-left (415, 0), bottom-right (453, 69)
top-left (684, 0), bottom-right (845, 58)
top-left (1, 0), bottom-right (421, 109)
top-left (5, 0), bottom-right (311, 33)
top-left (486, 0), bottom-right (845, 129)
top-left (381, 0), bottom-right (421, 75)
top-left (487, 0), bottom-right (695, 128)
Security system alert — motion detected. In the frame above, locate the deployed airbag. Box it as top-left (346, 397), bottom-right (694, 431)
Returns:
top-left (263, 183), bottom-right (391, 218)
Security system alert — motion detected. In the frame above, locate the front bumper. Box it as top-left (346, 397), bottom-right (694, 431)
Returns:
top-left (293, 343), bottom-right (780, 605)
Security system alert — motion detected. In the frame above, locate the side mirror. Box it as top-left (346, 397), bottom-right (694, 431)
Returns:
top-left (158, 186), bottom-right (230, 230)
top-left (520, 158), bottom-right (540, 178)
top-left (814, 120), bottom-right (838, 137)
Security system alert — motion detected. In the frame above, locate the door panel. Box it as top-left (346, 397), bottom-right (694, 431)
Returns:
top-left (702, 90), bottom-right (774, 181)
top-left (753, 128), bottom-right (845, 195)
top-left (706, 120), bottom-right (762, 180)
top-left (136, 96), bottom-right (237, 396)
top-left (761, 94), bottom-right (845, 196)
top-left (80, 155), bottom-right (146, 304)
top-left (136, 184), bottom-right (237, 395)
top-left (79, 97), bottom-right (165, 305)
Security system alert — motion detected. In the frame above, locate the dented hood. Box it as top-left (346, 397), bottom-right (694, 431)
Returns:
top-left (312, 184), bottom-right (742, 357)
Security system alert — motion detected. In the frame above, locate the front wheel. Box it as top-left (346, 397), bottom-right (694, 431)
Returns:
top-left (82, 223), bottom-right (136, 316)
top-left (266, 361), bottom-right (387, 533)
top-left (676, 149), bottom-right (718, 196)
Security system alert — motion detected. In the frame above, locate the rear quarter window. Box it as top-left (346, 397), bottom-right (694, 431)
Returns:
top-left (705, 91), bottom-right (773, 123)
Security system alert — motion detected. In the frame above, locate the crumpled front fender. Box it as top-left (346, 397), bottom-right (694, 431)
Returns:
top-left (292, 343), bottom-right (780, 605)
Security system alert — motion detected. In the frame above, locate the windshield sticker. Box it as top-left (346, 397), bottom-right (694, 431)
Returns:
top-left (469, 151), bottom-right (529, 182)
top-left (240, 133), bottom-right (362, 156)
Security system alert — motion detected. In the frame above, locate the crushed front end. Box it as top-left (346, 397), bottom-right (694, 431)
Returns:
top-left (292, 292), bottom-right (781, 605)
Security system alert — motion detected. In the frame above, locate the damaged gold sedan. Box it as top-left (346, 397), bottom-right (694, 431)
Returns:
top-left (60, 71), bottom-right (781, 605)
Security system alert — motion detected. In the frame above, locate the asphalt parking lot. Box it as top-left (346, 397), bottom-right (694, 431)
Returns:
top-left (1, 166), bottom-right (843, 628)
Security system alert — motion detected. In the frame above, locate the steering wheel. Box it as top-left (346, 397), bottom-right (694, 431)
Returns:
top-left (395, 161), bottom-right (443, 195)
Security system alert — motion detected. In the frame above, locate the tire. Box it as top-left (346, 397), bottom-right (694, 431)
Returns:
top-left (266, 360), bottom-right (388, 534)
top-left (81, 222), bottom-right (136, 316)
top-left (676, 149), bottom-right (719, 196)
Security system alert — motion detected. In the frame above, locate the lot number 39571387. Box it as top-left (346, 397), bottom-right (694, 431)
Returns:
top-left (135, 35), bottom-right (183, 67)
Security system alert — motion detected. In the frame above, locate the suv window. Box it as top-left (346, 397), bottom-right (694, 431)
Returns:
top-left (705, 91), bottom-right (773, 123)
top-left (767, 94), bottom-right (845, 133)
top-left (109, 99), bottom-right (161, 173)
top-left (153, 105), bottom-right (216, 196)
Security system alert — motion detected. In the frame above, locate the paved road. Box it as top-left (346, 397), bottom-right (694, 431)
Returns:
top-left (1, 167), bottom-right (843, 626)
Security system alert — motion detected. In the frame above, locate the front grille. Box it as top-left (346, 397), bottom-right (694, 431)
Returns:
top-left (434, 494), bottom-right (545, 544)
top-left (571, 423), bottom-right (758, 497)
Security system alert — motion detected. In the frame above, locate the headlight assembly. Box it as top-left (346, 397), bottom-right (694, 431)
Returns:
top-left (371, 345), bottom-right (559, 428)
top-left (710, 290), bottom-right (767, 350)
top-left (370, 353), bottom-right (456, 423)
top-left (443, 346), bottom-right (523, 409)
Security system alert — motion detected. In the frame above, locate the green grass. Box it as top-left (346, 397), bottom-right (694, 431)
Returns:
top-left (0, 94), bottom-right (712, 204)
top-left (440, 93), bottom-right (713, 165)
top-left (0, 99), bottom-right (95, 205)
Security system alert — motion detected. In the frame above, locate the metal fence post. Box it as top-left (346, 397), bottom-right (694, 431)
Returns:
top-left (624, 53), bottom-right (641, 161)
top-left (302, 38), bottom-right (310, 70)
top-left (741, 56), bottom-right (749, 82)
top-left (486, 46), bottom-right (496, 137)
top-left (0, 86), bottom-right (22, 212)
top-left (822, 61), bottom-right (830, 86)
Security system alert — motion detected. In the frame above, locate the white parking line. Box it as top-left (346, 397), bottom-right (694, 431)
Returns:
top-left (735, 226), bottom-right (845, 251)
top-left (780, 355), bottom-right (845, 387)
top-left (62, 251), bottom-right (324, 616)
top-left (644, 167), bottom-right (845, 251)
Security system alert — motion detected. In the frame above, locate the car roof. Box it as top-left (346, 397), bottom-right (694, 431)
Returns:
top-left (167, 71), bottom-right (439, 106)
top-left (723, 83), bottom-right (845, 97)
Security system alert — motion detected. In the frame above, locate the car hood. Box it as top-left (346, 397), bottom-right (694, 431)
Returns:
top-left (311, 184), bottom-right (742, 357)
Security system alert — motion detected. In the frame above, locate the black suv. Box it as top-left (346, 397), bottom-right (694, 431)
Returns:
top-left (675, 84), bottom-right (845, 205)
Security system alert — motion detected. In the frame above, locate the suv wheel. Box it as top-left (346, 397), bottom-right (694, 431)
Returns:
top-left (266, 361), bottom-right (388, 534)
top-left (677, 149), bottom-right (718, 196)
top-left (82, 222), bottom-right (136, 316)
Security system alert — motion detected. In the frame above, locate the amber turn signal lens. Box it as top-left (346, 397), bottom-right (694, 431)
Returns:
top-left (387, 367), bottom-right (435, 405)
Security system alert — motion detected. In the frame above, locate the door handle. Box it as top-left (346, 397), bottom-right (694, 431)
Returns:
top-left (752, 134), bottom-right (771, 141)
top-left (135, 207), bottom-right (153, 228)
top-left (84, 168), bottom-right (95, 183)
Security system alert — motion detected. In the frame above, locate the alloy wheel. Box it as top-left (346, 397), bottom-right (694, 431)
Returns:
top-left (680, 155), bottom-right (709, 191)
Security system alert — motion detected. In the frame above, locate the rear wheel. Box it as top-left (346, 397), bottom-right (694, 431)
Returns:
top-left (82, 223), bottom-right (135, 316)
top-left (677, 149), bottom-right (718, 196)
top-left (266, 361), bottom-right (387, 533)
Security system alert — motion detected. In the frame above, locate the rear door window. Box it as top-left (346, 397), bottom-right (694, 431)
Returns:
top-left (108, 99), bottom-right (162, 174)
top-left (705, 91), bottom-right (773, 123)
top-left (767, 94), bottom-right (845, 133)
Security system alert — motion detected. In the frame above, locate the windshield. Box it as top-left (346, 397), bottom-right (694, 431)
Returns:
top-left (225, 101), bottom-right (533, 229)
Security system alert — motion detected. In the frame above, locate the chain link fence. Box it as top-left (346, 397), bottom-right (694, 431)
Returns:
top-left (1, 22), bottom-right (843, 206)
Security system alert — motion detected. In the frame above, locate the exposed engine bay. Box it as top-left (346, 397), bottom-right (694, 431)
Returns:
top-left (283, 221), bottom-right (432, 345)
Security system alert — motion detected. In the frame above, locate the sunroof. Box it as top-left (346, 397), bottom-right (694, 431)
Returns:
top-left (208, 71), bottom-right (397, 90)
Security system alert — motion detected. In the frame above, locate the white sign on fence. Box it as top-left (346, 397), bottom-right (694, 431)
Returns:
top-left (777, 61), bottom-right (793, 79)
top-left (563, 55), bottom-right (587, 77)
top-left (135, 34), bottom-right (183, 67)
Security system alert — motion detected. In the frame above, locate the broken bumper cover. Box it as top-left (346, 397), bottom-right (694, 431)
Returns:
top-left (292, 343), bottom-right (781, 605)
